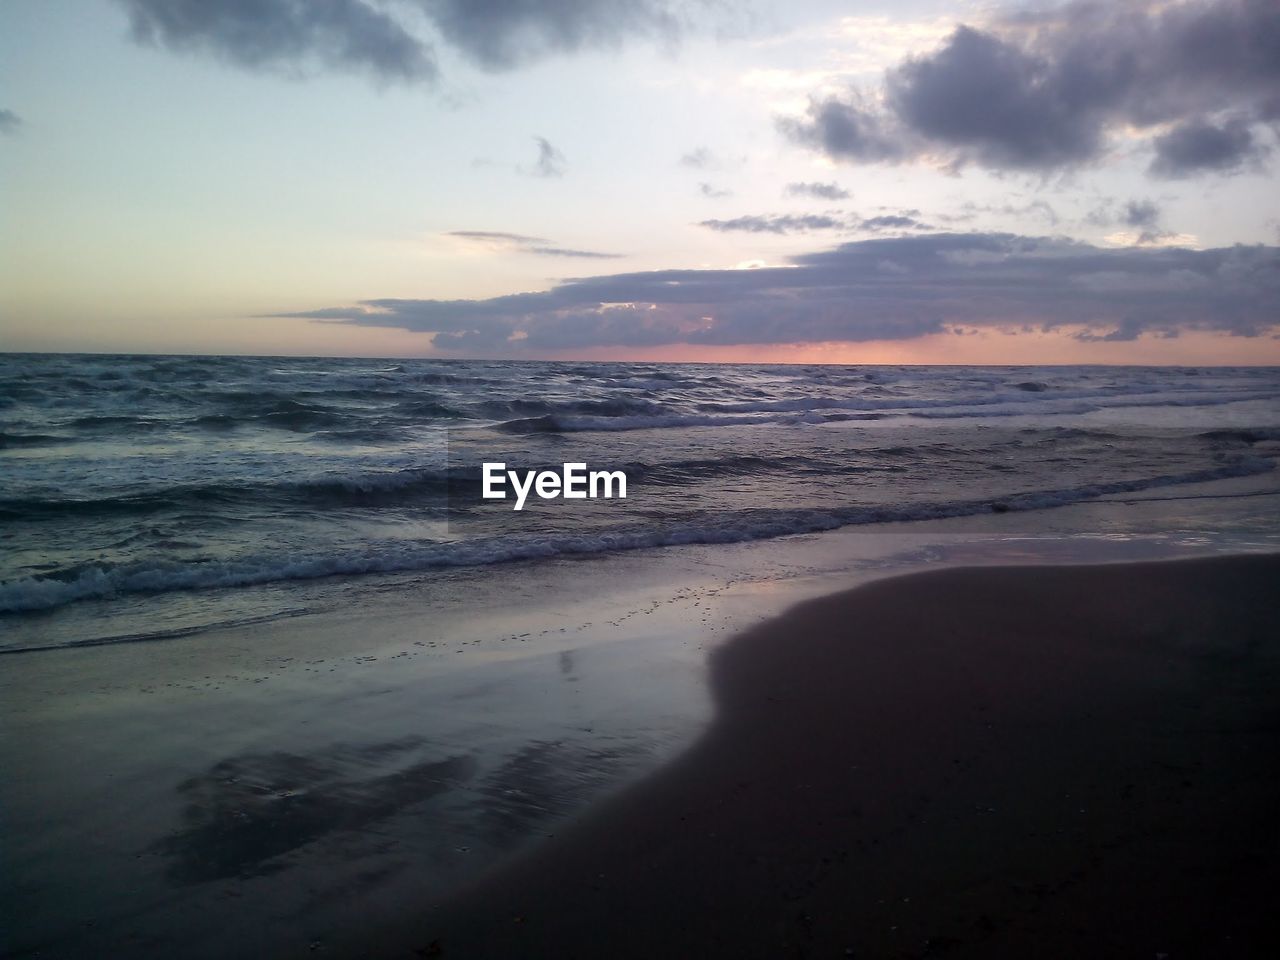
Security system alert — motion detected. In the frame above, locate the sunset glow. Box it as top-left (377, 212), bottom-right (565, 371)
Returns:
top-left (2, 0), bottom-right (1278, 363)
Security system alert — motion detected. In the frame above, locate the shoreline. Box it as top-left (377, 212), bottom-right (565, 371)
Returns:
top-left (6, 453), bottom-right (1279, 657)
top-left (374, 554), bottom-right (1280, 959)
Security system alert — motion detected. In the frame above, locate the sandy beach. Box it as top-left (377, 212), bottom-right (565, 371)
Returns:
top-left (372, 554), bottom-right (1280, 959)
top-left (5, 496), bottom-right (1280, 959)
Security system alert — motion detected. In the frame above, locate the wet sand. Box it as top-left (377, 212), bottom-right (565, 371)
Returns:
top-left (382, 554), bottom-right (1280, 959)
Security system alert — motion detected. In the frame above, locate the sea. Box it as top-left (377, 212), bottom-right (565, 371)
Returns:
top-left (3, 353), bottom-right (1279, 653)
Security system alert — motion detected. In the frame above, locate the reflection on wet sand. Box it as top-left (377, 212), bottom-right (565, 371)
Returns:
top-left (476, 737), bottom-right (650, 847)
top-left (154, 738), bottom-right (476, 882)
top-left (153, 727), bottom-right (659, 890)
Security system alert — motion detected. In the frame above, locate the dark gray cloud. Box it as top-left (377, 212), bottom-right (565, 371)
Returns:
top-left (1150, 115), bottom-right (1266, 176)
top-left (117, 0), bottom-right (706, 85)
top-left (785, 181), bottom-right (850, 200)
top-left (1123, 199), bottom-right (1161, 228)
top-left (527, 136), bottom-right (566, 177)
top-left (1084, 198), bottom-right (1171, 242)
top-left (782, 0), bottom-right (1280, 177)
top-left (699, 182), bottom-right (732, 198)
top-left (414, 0), bottom-right (684, 71)
top-left (699, 214), bottom-right (847, 234)
top-left (117, 0), bottom-right (438, 83)
top-left (698, 212), bottom-right (929, 234)
top-left (778, 94), bottom-right (909, 164)
top-left (860, 214), bottom-right (928, 231)
top-left (285, 232), bottom-right (1280, 351)
top-left (0, 109), bottom-right (20, 134)
top-left (448, 229), bottom-right (620, 258)
top-left (888, 25), bottom-right (1105, 170)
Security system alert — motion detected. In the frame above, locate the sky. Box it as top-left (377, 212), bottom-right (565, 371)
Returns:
top-left (1, 0), bottom-right (1278, 364)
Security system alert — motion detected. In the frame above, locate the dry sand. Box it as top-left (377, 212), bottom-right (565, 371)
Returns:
top-left (373, 554), bottom-right (1280, 959)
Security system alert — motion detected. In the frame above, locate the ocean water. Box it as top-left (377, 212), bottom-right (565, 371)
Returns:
top-left (3, 353), bottom-right (1279, 651)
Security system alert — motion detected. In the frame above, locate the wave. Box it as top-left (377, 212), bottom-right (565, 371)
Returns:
top-left (66, 414), bottom-right (174, 431)
top-left (411, 371), bottom-right (499, 386)
top-left (911, 389), bottom-right (1280, 420)
top-left (482, 395), bottom-right (666, 420)
top-left (705, 386), bottom-right (1277, 415)
top-left (0, 609), bottom-right (312, 656)
top-left (492, 409), bottom-right (886, 433)
top-left (0, 432), bottom-right (68, 450)
top-left (0, 453), bottom-right (861, 519)
top-left (1196, 427), bottom-right (1280, 445)
top-left (492, 388), bottom-right (1279, 433)
top-left (0, 467), bottom-right (462, 519)
top-left (394, 398), bottom-right (470, 419)
top-left (309, 426), bottom-right (411, 445)
top-left (241, 400), bottom-right (346, 432)
top-left (3, 456), bottom-right (1271, 615)
top-left (53, 402), bottom-right (348, 436)
top-left (623, 454), bottom-right (830, 486)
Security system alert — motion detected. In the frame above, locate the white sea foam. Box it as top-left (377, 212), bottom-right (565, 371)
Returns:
top-left (2, 456), bottom-right (1271, 615)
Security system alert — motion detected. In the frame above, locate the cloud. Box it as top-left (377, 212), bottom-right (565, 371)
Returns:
top-left (414, 0), bottom-right (684, 72)
top-left (679, 146), bottom-right (746, 171)
top-left (679, 147), bottom-right (715, 169)
top-left (699, 214), bottom-right (847, 234)
top-left (1122, 199), bottom-right (1161, 229)
top-left (116, 0), bottom-right (438, 84)
top-left (697, 212), bottom-right (929, 234)
top-left (116, 0), bottom-right (706, 85)
top-left (859, 214), bottom-right (927, 231)
top-left (447, 229), bottom-right (620, 258)
top-left (699, 182), bottom-right (733, 198)
top-left (449, 230), bottom-right (541, 244)
top-left (1086, 198), bottom-right (1159, 229)
top-left (778, 94), bottom-right (908, 164)
top-left (781, 0), bottom-right (1280, 177)
top-left (785, 181), bottom-right (850, 200)
top-left (1150, 115), bottom-right (1267, 176)
top-left (529, 246), bottom-right (623, 259)
top-left (285, 232), bottom-right (1280, 351)
top-left (1084, 198), bottom-right (1186, 244)
top-left (0, 109), bottom-right (20, 134)
top-left (885, 25), bottom-right (1102, 170)
top-left (526, 136), bottom-right (566, 177)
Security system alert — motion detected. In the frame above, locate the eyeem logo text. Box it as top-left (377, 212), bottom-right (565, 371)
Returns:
top-left (482, 462), bottom-right (628, 511)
